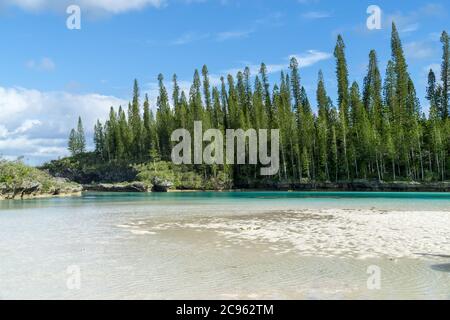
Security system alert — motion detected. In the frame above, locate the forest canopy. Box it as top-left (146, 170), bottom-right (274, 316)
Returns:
top-left (68, 23), bottom-right (450, 186)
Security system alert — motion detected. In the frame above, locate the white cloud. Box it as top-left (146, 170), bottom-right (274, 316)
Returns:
top-left (216, 29), bottom-right (254, 41)
top-left (26, 57), bottom-right (56, 72)
top-left (171, 29), bottom-right (254, 45)
top-left (399, 23), bottom-right (419, 33)
top-left (5, 0), bottom-right (165, 14)
top-left (0, 86), bottom-right (126, 163)
top-left (0, 50), bottom-right (331, 164)
top-left (0, 125), bottom-right (8, 139)
top-left (385, 4), bottom-right (446, 34)
top-left (301, 11), bottom-right (332, 19)
top-left (223, 50), bottom-right (332, 76)
top-left (170, 32), bottom-right (210, 45)
top-left (404, 41), bottom-right (435, 59)
top-left (14, 120), bottom-right (43, 134)
top-left (291, 50), bottom-right (332, 68)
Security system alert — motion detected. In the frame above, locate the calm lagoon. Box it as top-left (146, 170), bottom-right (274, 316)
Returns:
top-left (1, 191), bottom-right (449, 299)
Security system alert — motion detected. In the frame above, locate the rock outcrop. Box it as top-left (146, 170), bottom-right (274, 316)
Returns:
top-left (151, 178), bottom-right (173, 192)
top-left (83, 182), bottom-right (149, 193)
top-left (0, 180), bottom-right (82, 200)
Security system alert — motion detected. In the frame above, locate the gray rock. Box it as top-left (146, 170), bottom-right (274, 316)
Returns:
top-left (83, 182), bottom-right (149, 193)
top-left (151, 178), bottom-right (173, 192)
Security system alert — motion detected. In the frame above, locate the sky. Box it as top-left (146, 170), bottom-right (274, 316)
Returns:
top-left (0, 0), bottom-right (448, 165)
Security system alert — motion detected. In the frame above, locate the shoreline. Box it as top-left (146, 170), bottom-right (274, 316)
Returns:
top-left (0, 191), bottom-right (82, 201)
top-left (87, 180), bottom-right (450, 193)
top-left (2, 181), bottom-right (450, 201)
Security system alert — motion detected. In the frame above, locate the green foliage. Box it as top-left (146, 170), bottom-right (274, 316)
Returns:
top-left (41, 153), bottom-right (137, 184)
top-left (68, 117), bottom-right (86, 156)
top-left (135, 162), bottom-right (231, 190)
top-left (0, 159), bottom-right (78, 193)
top-left (68, 24), bottom-right (450, 186)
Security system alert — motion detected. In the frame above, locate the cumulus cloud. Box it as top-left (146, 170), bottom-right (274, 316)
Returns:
top-left (0, 49), bottom-right (331, 164)
top-left (0, 86), bottom-right (126, 164)
top-left (223, 50), bottom-right (332, 76)
top-left (5, 0), bottom-right (165, 14)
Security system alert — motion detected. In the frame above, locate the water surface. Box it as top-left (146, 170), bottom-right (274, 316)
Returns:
top-left (1, 192), bottom-right (449, 299)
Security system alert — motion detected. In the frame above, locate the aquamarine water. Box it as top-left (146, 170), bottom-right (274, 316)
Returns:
top-left (1, 192), bottom-right (449, 299)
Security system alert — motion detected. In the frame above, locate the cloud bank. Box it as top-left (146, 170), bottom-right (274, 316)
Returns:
top-left (5, 0), bottom-right (165, 14)
top-left (0, 86), bottom-right (126, 163)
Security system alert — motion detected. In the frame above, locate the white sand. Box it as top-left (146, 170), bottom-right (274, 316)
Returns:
top-left (119, 209), bottom-right (450, 259)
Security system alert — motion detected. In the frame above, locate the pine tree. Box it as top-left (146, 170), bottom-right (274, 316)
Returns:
top-left (68, 129), bottom-right (77, 156)
top-left (118, 106), bottom-right (131, 159)
top-left (440, 31), bottom-right (449, 119)
top-left (390, 23), bottom-right (412, 178)
top-left (80, 26), bottom-right (450, 186)
top-left (202, 65), bottom-right (213, 131)
top-left (76, 116), bottom-right (86, 154)
top-left (363, 50), bottom-right (384, 179)
top-left (427, 70), bottom-right (438, 109)
top-left (289, 57), bottom-right (304, 180)
top-left (316, 71), bottom-right (330, 180)
top-left (94, 120), bottom-right (104, 157)
top-left (172, 74), bottom-right (180, 111)
top-left (142, 94), bottom-right (152, 157)
top-left (129, 79), bottom-right (142, 160)
top-left (156, 74), bottom-right (173, 160)
top-left (190, 70), bottom-right (203, 122)
top-left (105, 107), bottom-right (119, 160)
top-left (334, 35), bottom-right (350, 179)
top-left (212, 87), bottom-right (223, 129)
top-left (68, 117), bottom-right (86, 156)
top-left (260, 63), bottom-right (274, 127)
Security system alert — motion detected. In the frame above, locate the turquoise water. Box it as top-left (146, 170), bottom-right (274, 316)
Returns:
top-left (1, 191), bottom-right (450, 299)
top-left (2, 191), bottom-right (450, 211)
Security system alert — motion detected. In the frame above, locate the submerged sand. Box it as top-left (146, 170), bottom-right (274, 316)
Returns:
top-left (117, 208), bottom-right (450, 260)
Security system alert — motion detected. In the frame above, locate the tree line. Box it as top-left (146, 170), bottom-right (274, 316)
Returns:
top-left (69, 23), bottom-right (450, 184)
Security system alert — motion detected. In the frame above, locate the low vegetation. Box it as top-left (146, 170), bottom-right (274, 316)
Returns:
top-left (0, 159), bottom-right (81, 199)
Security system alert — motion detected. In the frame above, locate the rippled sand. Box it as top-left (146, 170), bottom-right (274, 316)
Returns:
top-left (117, 208), bottom-right (450, 260)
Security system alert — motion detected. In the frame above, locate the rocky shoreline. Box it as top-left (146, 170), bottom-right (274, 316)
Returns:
top-left (82, 180), bottom-right (450, 193)
top-left (282, 180), bottom-right (450, 192)
top-left (82, 179), bottom-right (173, 193)
top-left (3, 180), bottom-right (449, 201)
top-left (83, 182), bottom-right (150, 193)
top-left (0, 179), bottom-right (82, 200)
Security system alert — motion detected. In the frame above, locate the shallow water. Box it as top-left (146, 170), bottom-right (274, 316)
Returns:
top-left (1, 191), bottom-right (449, 299)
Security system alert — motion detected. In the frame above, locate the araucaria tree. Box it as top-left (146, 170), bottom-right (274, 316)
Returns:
top-left (72, 24), bottom-right (449, 185)
top-left (68, 117), bottom-right (86, 156)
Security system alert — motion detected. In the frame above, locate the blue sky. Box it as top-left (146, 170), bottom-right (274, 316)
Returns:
top-left (0, 0), bottom-right (448, 164)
